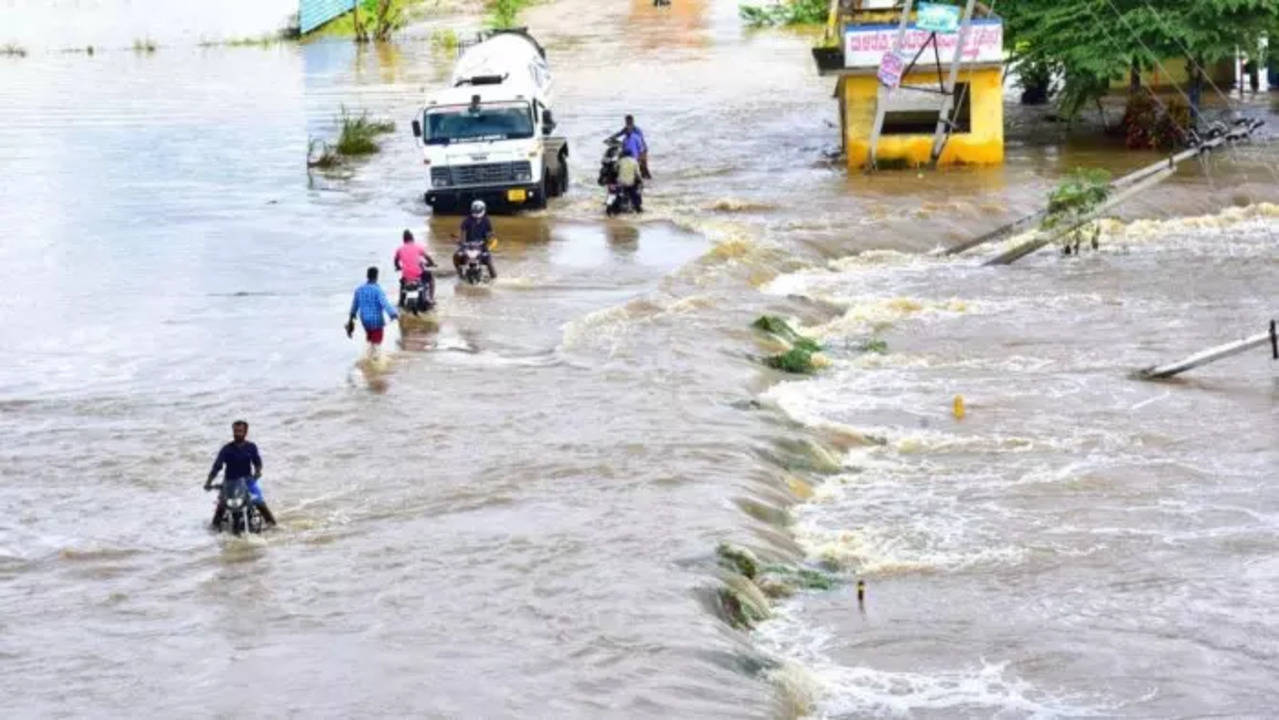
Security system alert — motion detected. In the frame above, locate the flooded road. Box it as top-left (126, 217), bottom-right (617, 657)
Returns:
top-left (2, 0), bottom-right (1278, 718)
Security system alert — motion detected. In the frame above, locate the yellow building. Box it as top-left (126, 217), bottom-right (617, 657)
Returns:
top-left (815, 10), bottom-right (1005, 168)
top-left (1106, 57), bottom-right (1235, 92)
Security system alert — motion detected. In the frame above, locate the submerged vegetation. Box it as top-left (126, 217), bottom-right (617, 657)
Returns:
top-left (715, 543), bottom-right (842, 629)
top-left (337, 108), bottom-right (395, 155)
top-left (306, 138), bottom-right (342, 169)
top-left (753, 315), bottom-right (825, 374)
top-left (429, 28), bottom-right (460, 54)
top-left (739, 0), bottom-right (827, 27)
top-left (309, 108), bottom-right (396, 170)
top-left (857, 338), bottom-right (888, 354)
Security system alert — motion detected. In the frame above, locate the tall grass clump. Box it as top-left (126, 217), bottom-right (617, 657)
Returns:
top-left (132, 37), bottom-right (157, 53)
top-left (335, 107), bottom-right (395, 156)
top-left (307, 138), bottom-right (342, 169)
top-left (1, 43), bottom-right (28, 57)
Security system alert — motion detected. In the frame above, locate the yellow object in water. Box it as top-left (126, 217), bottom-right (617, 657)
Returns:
top-left (952, 394), bottom-right (965, 420)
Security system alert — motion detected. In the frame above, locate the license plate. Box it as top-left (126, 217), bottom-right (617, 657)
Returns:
top-left (506, 188), bottom-right (527, 202)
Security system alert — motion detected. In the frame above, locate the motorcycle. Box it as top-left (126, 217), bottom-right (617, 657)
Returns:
top-left (457, 239), bottom-right (493, 285)
top-left (207, 477), bottom-right (263, 536)
top-left (399, 274), bottom-right (435, 315)
top-left (598, 138), bottom-right (635, 216)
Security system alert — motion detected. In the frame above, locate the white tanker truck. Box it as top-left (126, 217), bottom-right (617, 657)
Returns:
top-left (411, 29), bottom-right (569, 213)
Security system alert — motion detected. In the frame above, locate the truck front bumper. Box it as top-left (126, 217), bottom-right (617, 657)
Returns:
top-left (425, 183), bottom-right (543, 211)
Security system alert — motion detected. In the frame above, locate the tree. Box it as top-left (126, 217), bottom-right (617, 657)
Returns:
top-left (1003, 0), bottom-right (1279, 123)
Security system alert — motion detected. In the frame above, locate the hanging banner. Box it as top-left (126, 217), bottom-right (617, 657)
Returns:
top-left (877, 50), bottom-right (907, 88)
top-left (916, 3), bottom-right (961, 33)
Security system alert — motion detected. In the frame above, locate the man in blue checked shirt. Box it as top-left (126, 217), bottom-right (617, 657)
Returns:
top-left (610, 115), bottom-right (651, 180)
top-left (346, 266), bottom-right (399, 346)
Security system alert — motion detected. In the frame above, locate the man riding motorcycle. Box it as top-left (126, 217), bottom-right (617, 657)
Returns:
top-left (615, 148), bottom-right (643, 213)
top-left (453, 200), bottom-right (498, 281)
top-left (393, 229), bottom-right (437, 306)
top-left (205, 420), bottom-right (276, 530)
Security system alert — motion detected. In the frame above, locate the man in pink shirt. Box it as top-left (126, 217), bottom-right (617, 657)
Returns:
top-left (393, 229), bottom-right (437, 306)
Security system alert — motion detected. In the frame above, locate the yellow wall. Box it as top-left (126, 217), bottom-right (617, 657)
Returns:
top-left (1107, 58), bottom-right (1235, 91)
top-left (841, 67), bottom-right (1004, 168)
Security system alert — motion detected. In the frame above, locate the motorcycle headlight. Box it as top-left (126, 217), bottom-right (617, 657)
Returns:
top-left (227, 497), bottom-right (244, 509)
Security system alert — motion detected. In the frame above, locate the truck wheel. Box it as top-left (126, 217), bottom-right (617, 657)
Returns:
top-left (556, 161), bottom-right (569, 197)
top-left (531, 174), bottom-right (549, 209)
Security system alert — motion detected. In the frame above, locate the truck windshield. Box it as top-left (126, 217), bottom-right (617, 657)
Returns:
top-left (425, 106), bottom-right (533, 144)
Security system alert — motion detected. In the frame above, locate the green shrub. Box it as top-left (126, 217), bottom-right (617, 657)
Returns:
top-left (1044, 167), bottom-right (1111, 229)
top-left (487, 0), bottom-right (527, 29)
top-left (739, 0), bottom-right (827, 27)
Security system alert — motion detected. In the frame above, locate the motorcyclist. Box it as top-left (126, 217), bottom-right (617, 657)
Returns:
top-left (609, 115), bottom-right (651, 180)
top-left (393, 229), bottom-right (437, 306)
top-left (205, 420), bottom-right (277, 529)
top-left (454, 199), bottom-right (498, 280)
top-left (616, 148), bottom-right (643, 213)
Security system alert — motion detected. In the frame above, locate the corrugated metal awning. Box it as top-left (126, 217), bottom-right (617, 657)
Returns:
top-left (300, 0), bottom-right (356, 35)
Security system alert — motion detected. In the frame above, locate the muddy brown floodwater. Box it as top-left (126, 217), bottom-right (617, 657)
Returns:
top-left (2, 0), bottom-right (1278, 718)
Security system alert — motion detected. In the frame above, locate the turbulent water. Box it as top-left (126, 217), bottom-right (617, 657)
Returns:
top-left (2, 0), bottom-right (1278, 718)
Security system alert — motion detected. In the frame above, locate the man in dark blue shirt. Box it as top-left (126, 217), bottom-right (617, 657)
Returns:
top-left (205, 420), bottom-right (276, 529)
top-left (453, 199), bottom-right (498, 280)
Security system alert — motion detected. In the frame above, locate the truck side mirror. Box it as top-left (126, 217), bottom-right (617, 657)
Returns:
top-left (411, 119), bottom-right (422, 138)
top-left (542, 109), bottom-right (555, 135)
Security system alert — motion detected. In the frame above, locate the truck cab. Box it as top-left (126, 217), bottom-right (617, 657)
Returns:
top-left (411, 30), bottom-right (569, 213)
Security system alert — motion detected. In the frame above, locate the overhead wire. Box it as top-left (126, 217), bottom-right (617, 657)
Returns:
top-left (1095, 0), bottom-right (1279, 184)
top-left (1093, 0), bottom-right (1277, 314)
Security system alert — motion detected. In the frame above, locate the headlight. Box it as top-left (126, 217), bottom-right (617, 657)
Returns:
top-left (430, 168), bottom-right (452, 187)
top-left (227, 497), bottom-right (244, 509)
top-left (514, 169), bottom-right (531, 181)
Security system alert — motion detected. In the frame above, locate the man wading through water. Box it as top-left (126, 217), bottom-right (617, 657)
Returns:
top-left (205, 420), bottom-right (276, 528)
top-left (346, 266), bottom-right (399, 349)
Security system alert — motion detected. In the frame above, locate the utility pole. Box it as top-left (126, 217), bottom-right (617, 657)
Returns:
top-left (866, 0), bottom-right (916, 170)
top-left (928, 0), bottom-right (977, 164)
top-left (1139, 322), bottom-right (1278, 379)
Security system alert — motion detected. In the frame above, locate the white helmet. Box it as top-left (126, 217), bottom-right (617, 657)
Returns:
top-left (470, 199), bottom-right (486, 217)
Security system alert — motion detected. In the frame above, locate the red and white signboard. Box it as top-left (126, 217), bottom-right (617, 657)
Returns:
top-left (845, 19), bottom-right (1003, 68)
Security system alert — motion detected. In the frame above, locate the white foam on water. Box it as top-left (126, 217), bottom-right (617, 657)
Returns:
top-left (751, 204), bottom-right (1279, 720)
top-left (756, 607), bottom-right (1109, 719)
